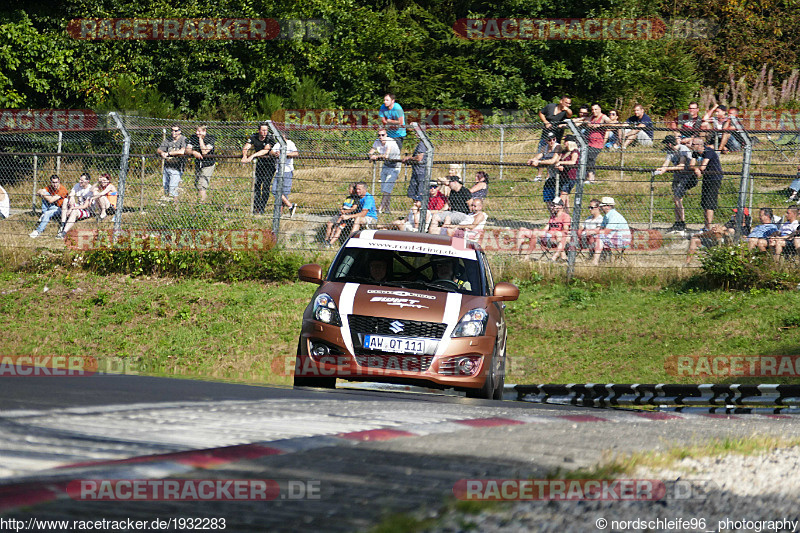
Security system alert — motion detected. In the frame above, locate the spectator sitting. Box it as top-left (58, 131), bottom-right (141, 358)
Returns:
top-left (747, 207), bottom-right (779, 251)
top-left (621, 104), bottom-right (654, 150)
top-left (91, 173), bottom-right (118, 220)
top-left (768, 206), bottom-right (800, 260)
top-left (604, 110), bottom-right (621, 149)
top-left (702, 104), bottom-right (740, 153)
top-left (325, 182), bottom-right (359, 246)
top-left (578, 198), bottom-right (604, 248)
top-left (58, 173), bottom-right (94, 238)
top-left (587, 196), bottom-right (631, 266)
top-left (467, 171), bottom-right (489, 208)
top-left (786, 165), bottom-right (800, 203)
top-left (338, 181), bottom-right (377, 235)
top-left (428, 177), bottom-right (471, 234)
top-left (30, 174), bottom-right (68, 238)
top-left (516, 198), bottom-right (571, 261)
top-left (685, 207), bottom-right (751, 265)
top-left (441, 198), bottom-right (488, 241)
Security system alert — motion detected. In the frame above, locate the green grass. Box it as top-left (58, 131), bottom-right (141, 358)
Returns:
top-left (2, 269), bottom-right (799, 385)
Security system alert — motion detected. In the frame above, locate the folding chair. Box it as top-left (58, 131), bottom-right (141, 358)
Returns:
top-left (765, 132), bottom-right (800, 162)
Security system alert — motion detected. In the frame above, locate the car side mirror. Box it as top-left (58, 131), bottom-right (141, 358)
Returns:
top-left (489, 282), bottom-right (519, 302)
top-left (298, 263), bottom-right (324, 285)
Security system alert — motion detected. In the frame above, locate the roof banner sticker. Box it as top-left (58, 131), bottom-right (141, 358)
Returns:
top-left (345, 238), bottom-right (476, 260)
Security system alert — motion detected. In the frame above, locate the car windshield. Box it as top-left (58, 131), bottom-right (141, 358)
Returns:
top-left (329, 245), bottom-right (483, 296)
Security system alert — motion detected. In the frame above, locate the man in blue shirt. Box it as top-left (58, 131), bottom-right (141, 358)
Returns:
top-left (621, 104), bottom-right (654, 150)
top-left (342, 181), bottom-right (378, 234)
top-left (379, 94), bottom-right (406, 151)
top-left (588, 196), bottom-right (632, 266)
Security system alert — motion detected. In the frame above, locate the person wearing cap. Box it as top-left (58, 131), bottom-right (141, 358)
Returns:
top-left (587, 197), bottom-right (631, 266)
top-left (427, 176), bottom-right (471, 233)
top-left (517, 198), bottom-right (571, 261)
top-left (654, 134), bottom-right (696, 234)
top-left (527, 132), bottom-right (561, 183)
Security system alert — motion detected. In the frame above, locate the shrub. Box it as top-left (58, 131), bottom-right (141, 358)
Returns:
top-left (697, 243), bottom-right (800, 290)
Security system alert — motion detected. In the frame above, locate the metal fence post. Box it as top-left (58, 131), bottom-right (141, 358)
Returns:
top-left (267, 120), bottom-right (287, 238)
top-left (140, 156), bottom-right (145, 214)
top-left (499, 125), bottom-right (504, 180)
top-left (31, 155), bottom-right (39, 213)
top-left (108, 112), bottom-right (130, 232)
top-left (412, 122), bottom-right (434, 233)
top-left (56, 131), bottom-right (63, 176)
top-left (734, 123), bottom-right (752, 239)
top-left (564, 119), bottom-right (588, 281)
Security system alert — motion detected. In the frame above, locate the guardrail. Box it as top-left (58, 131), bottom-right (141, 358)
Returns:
top-left (513, 383), bottom-right (800, 409)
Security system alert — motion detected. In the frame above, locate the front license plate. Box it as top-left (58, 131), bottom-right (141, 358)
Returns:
top-left (363, 335), bottom-right (426, 355)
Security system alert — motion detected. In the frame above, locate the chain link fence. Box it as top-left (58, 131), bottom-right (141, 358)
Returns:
top-left (1, 112), bottom-right (799, 269)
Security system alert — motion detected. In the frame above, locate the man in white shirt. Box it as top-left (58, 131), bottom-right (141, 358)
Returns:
top-left (270, 133), bottom-right (300, 217)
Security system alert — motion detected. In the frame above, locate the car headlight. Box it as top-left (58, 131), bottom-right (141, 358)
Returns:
top-left (313, 293), bottom-right (341, 326)
top-left (451, 308), bottom-right (488, 337)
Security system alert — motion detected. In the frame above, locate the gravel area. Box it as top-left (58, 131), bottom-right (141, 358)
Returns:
top-left (426, 446), bottom-right (800, 532)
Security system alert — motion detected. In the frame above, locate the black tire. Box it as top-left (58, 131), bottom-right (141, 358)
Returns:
top-left (293, 338), bottom-right (336, 389)
top-left (466, 349), bottom-right (498, 400)
top-left (492, 353), bottom-right (506, 400)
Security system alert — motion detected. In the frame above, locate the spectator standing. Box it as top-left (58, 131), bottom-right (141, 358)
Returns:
top-left (585, 103), bottom-right (611, 183)
top-left (538, 96), bottom-right (572, 151)
top-left (186, 124), bottom-right (216, 203)
top-left (30, 175), bottom-right (68, 238)
top-left (270, 132), bottom-right (300, 217)
top-left (555, 139), bottom-right (580, 209)
top-left (403, 138), bottom-right (428, 203)
top-left (241, 123), bottom-right (277, 215)
top-left (654, 135), bottom-right (696, 234)
top-left (690, 137), bottom-right (724, 229)
top-left (621, 104), bottom-right (654, 149)
top-left (157, 124), bottom-right (187, 202)
top-left (369, 129), bottom-right (401, 214)
top-left (587, 196), bottom-right (631, 266)
top-left (379, 94), bottom-right (406, 151)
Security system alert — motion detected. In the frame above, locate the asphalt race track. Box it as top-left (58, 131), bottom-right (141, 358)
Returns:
top-left (2, 375), bottom-right (800, 531)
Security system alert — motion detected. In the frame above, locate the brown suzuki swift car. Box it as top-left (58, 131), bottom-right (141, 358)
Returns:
top-left (295, 230), bottom-right (519, 400)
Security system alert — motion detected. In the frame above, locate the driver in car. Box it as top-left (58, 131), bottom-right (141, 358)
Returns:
top-left (368, 258), bottom-right (389, 282)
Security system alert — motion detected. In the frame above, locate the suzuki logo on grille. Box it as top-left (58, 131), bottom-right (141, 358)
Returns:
top-left (389, 320), bottom-right (405, 334)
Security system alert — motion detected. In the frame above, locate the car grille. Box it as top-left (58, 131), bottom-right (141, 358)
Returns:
top-left (348, 315), bottom-right (447, 339)
top-left (355, 354), bottom-right (434, 372)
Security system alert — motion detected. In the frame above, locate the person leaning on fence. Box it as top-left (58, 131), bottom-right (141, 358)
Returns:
top-left (402, 139), bottom-right (428, 203)
top-left (241, 123), bottom-right (277, 215)
top-left (654, 135), bottom-right (696, 234)
top-left (57, 173), bottom-right (94, 238)
top-left (785, 165), bottom-right (800, 203)
top-left (91, 173), bottom-right (118, 221)
top-left (270, 132), bottom-right (299, 217)
top-left (690, 137), bottom-right (724, 230)
top-left (538, 96), bottom-right (572, 151)
top-left (621, 104), bottom-right (654, 150)
top-left (325, 182), bottom-right (359, 247)
top-left (584, 103), bottom-right (611, 184)
top-left (157, 123), bottom-right (187, 202)
top-left (369, 129), bottom-right (401, 214)
top-left (587, 197), bottom-right (631, 266)
top-left (186, 124), bottom-right (216, 203)
top-left (554, 139), bottom-right (580, 209)
top-left (746, 207), bottom-right (780, 252)
top-left (30, 174), bottom-right (68, 238)
top-left (529, 131), bottom-right (561, 185)
top-left (769, 207), bottom-right (800, 260)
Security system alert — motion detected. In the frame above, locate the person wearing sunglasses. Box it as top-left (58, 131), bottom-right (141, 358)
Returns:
top-left (157, 124), bottom-right (187, 202)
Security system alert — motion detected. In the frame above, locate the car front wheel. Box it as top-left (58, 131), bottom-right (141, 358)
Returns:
top-left (466, 349), bottom-right (501, 400)
top-left (293, 338), bottom-right (336, 389)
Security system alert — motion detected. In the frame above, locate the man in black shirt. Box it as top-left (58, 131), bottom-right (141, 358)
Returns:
top-left (241, 123), bottom-right (277, 215)
top-left (428, 177), bottom-right (472, 233)
top-left (538, 96), bottom-right (572, 151)
top-left (186, 124), bottom-right (215, 203)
